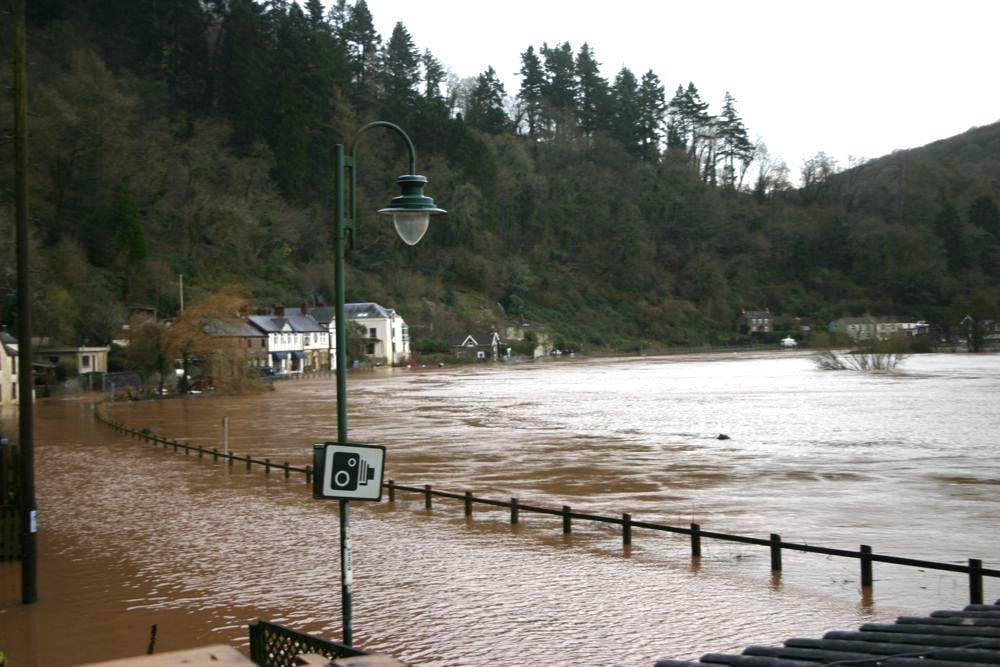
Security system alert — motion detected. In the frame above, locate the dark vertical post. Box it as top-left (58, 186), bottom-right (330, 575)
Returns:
top-left (770, 534), bottom-right (782, 572)
top-left (510, 498), bottom-right (519, 524)
top-left (622, 513), bottom-right (632, 546)
top-left (860, 545), bottom-right (873, 589)
top-left (562, 505), bottom-right (572, 534)
top-left (334, 142), bottom-right (352, 647)
top-left (388, 480), bottom-right (395, 502)
top-left (265, 458), bottom-right (271, 474)
top-left (246, 455), bottom-right (251, 471)
top-left (969, 558), bottom-right (984, 604)
top-left (213, 448), bottom-right (218, 462)
top-left (690, 523), bottom-right (701, 558)
top-left (464, 491), bottom-right (473, 517)
top-left (305, 465), bottom-right (311, 483)
top-left (339, 499), bottom-right (352, 646)
top-left (13, 0), bottom-right (36, 604)
top-left (284, 462), bottom-right (290, 479)
top-left (424, 484), bottom-right (432, 509)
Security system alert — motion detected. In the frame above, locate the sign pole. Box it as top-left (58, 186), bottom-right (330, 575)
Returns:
top-left (339, 500), bottom-right (352, 645)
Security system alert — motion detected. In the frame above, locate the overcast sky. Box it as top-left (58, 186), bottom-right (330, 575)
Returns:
top-left (358, 0), bottom-right (1000, 175)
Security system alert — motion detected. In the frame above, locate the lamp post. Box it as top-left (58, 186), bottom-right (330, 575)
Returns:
top-left (332, 122), bottom-right (444, 645)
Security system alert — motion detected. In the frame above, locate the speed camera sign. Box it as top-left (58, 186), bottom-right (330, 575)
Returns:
top-left (313, 442), bottom-right (385, 501)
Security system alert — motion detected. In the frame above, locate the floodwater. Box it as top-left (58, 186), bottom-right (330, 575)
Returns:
top-left (1, 351), bottom-right (998, 666)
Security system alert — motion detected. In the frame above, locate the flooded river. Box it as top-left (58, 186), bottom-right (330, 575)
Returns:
top-left (1, 352), bottom-right (998, 666)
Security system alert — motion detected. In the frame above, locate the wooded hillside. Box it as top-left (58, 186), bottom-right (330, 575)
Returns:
top-left (1, 0), bottom-right (998, 351)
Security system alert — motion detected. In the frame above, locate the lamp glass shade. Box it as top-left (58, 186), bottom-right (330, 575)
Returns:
top-left (391, 211), bottom-right (431, 246)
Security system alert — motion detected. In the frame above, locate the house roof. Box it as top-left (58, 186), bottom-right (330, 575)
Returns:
top-left (344, 302), bottom-right (394, 319)
top-left (451, 332), bottom-right (501, 347)
top-left (0, 331), bottom-right (17, 344)
top-left (741, 310), bottom-right (772, 318)
top-left (203, 320), bottom-right (264, 337)
top-left (308, 307), bottom-right (335, 326)
top-left (282, 313), bottom-right (325, 333)
top-left (247, 315), bottom-right (283, 333)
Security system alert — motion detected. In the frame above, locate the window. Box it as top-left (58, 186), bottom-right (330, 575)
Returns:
top-left (366, 343), bottom-right (375, 355)
top-left (369, 328), bottom-right (377, 338)
top-left (81, 355), bottom-right (92, 369)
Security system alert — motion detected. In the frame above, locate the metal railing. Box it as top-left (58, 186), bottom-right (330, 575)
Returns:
top-left (248, 619), bottom-right (367, 667)
top-left (95, 404), bottom-right (999, 604)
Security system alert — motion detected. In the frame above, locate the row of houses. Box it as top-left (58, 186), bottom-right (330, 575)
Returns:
top-left (740, 310), bottom-right (934, 341)
top-left (210, 302), bottom-right (411, 374)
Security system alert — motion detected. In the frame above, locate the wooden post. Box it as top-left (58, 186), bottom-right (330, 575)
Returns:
top-left (622, 513), bottom-right (632, 546)
top-left (464, 491), bottom-right (473, 517)
top-left (284, 462), bottom-right (290, 479)
top-left (562, 505), bottom-right (572, 534)
top-left (424, 484), bottom-right (432, 510)
top-left (969, 558), bottom-right (984, 604)
top-left (228, 452), bottom-right (233, 467)
top-left (691, 523), bottom-right (701, 558)
top-left (246, 455), bottom-right (251, 471)
top-left (388, 480), bottom-right (395, 502)
top-left (511, 498), bottom-right (519, 525)
top-left (770, 533), bottom-right (782, 572)
top-left (213, 448), bottom-right (218, 462)
top-left (265, 458), bottom-right (271, 474)
top-left (305, 465), bottom-right (311, 484)
top-left (860, 545), bottom-right (873, 588)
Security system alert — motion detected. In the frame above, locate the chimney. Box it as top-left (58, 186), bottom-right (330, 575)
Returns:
top-left (300, 300), bottom-right (309, 315)
top-left (274, 306), bottom-right (285, 316)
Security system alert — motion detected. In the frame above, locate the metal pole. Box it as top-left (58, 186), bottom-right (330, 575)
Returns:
top-left (14, 0), bottom-right (38, 604)
top-left (334, 143), bottom-right (352, 645)
top-left (222, 416), bottom-right (229, 457)
top-left (179, 274), bottom-right (184, 312)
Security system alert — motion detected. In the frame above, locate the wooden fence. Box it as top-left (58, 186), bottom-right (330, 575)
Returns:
top-left (94, 403), bottom-right (999, 604)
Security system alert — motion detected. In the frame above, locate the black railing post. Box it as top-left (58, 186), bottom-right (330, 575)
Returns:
top-left (464, 491), bottom-right (473, 516)
top-left (246, 455), bottom-right (251, 471)
top-left (623, 513), bottom-right (632, 546)
top-left (770, 533), bottom-right (782, 572)
top-left (284, 462), bottom-right (290, 479)
top-left (305, 465), bottom-right (312, 484)
top-left (860, 545), bottom-right (873, 589)
top-left (691, 523), bottom-right (701, 558)
top-left (265, 458), bottom-right (271, 474)
top-left (511, 497), bottom-right (519, 524)
top-left (388, 480), bottom-right (395, 502)
top-left (969, 558), bottom-right (984, 604)
top-left (213, 448), bottom-right (218, 462)
top-left (424, 484), bottom-right (432, 510)
top-left (562, 505), bottom-right (572, 534)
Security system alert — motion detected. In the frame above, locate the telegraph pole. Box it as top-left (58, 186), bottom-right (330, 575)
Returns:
top-left (14, 0), bottom-right (38, 604)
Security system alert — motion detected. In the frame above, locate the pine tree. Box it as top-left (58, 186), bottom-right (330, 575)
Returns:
top-left (636, 70), bottom-right (665, 161)
top-left (518, 46), bottom-right (546, 137)
top-left (610, 67), bottom-right (641, 157)
top-left (216, 0), bottom-right (269, 148)
top-left (465, 66), bottom-right (508, 134)
top-left (540, 41), bottom-right (576, 128)
top-left (716, 92), bottom-right (754, 189)
top-left (342, 0), bottom-right (380, 107)
top-left (575, 43), bottom-right (610, 137)
top-left (380, 22), bottom-right (421, 120)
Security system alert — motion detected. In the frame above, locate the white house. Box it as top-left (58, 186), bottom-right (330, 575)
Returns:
top-left (36, 344), bottom-right (111, 376)
top-left (829, 316), bottom-right (929, 342)
top-left (281, 310), bottom-right (330, 371)
top-left (306, 307), bottom-right (338, 370)
top-left (343, 303), bottom-right (411, 366)
top-left (0, 330), bottom-right (19, 406)
top-left (248, 313), bottom-right (306, 374)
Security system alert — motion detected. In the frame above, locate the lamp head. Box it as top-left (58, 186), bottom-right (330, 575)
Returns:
top-left (378, 174), bottom-right (446, 245)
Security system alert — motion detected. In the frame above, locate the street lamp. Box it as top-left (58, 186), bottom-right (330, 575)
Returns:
top-left (331, 121), bottom-right (444, 646)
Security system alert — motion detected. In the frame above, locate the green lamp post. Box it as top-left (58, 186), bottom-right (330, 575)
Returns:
top-left (332, 121), bottom-right (444, 645)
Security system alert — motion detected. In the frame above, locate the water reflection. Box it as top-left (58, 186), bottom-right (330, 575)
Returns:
top-left (1, 353), bottom-right (999, 666)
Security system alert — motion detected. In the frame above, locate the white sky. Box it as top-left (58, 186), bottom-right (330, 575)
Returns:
top-left (360, 0), bottom-right (1000, 174)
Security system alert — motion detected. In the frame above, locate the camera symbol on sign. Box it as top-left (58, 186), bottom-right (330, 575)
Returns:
top-left (331, 451), bottom-right (376, 491)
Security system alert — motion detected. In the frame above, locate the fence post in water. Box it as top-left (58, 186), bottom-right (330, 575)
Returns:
top-left (691, 523), bottom-right (702, 558)
top-left (860, 545), bottom-right (873, 588)
top-left (305, 465), bottom-right (311, 484)
top-left (227, 451), bottom-right (233, 467)
top-left (388, 480), bottom-right (395, 502)
top-left (198, 447), bottom-right (203, 459)
top-left (623, 513), bottom-right (632, 546)
top-left (284, 462), bottom-right (290, 480)
top-left (464, 491), bottom-right (473, 517)
top-left (424, 485), bottom-right (432, 510)
top-left (265, 458), bottom-right (271, 474)
top-left (770, 534), bottom-right (783, 572)
top-left (969, 558), bottom-right (984, 604)
top-left (563, 505), bottom-right (572, 534)
top-left (511, 498), bottom-right (519, 525)
top-left (213, 448), bottom-right (218, 462)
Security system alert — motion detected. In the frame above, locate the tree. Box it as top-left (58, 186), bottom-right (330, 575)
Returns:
top-left (164, 288), bottom-right (251, 393)
top-left (123, 314), bottom-right (169, 393)
top-left (610, 67), bottom-right (641, 157)
top-left (380, 21), bottom-right (420, 120)
top-left (216, 0), bottom-right (269, 148)
top-left (341, 0), bottom-right (380, 107)
top-left (636, 70), bottom-right (666, 161)
top-left (465, 67), bottom-right (508, 134)
top-left (540, 41), bottom-right (575, 128)
top-left (574, 43), bottom-right (609, 137)
top-left (517, 46), bottom-right (546, 137)
top-left (716, 92), bottom-right (754, 189)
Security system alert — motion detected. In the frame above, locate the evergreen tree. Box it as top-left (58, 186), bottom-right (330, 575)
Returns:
top-left (716, 92), bottom-right (754, 189)
top-left (380, 22), bottom-right (421, 120)
top-left (968, 195), bottom-right (1000, 239)
top-left (540, 41), bottom-right (576, 127)
top-left (216, 0), bottom-right (269, 148)
top-left (610, 67), bottom-right (641, 157)
top-left (636, 70), bottom-right (665, 161)
top-left (575, 43), bottom-right (610, 137)
top-left (342, 0), bottom-right (380, 107)
top-left (465, 66), bottom-right (509, 134)
top-left (518, 45), bottom-right (546, 137)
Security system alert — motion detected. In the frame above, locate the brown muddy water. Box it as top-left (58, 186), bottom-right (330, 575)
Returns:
top-left (1, 351), bottom-right (998, 666)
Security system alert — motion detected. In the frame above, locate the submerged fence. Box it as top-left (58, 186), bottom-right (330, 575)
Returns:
top-left (94, 403), bottom-right (999, 604)
top-left (248, 619), bottom-right (368, 667)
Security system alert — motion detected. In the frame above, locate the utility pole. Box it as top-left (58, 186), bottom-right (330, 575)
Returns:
top-left (14, 0), bottom-right (38, 604)
top-left (179, 274), bottom-right (184, 312)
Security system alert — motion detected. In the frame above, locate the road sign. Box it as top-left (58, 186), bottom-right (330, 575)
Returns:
top-left (313, 442), bottom-right (385, 501)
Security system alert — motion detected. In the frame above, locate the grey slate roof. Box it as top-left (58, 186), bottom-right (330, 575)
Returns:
top-left (0, 331), bottom-right (17, 344)
top-left (203, 320), bottom-right (265, 337)
top-left (282, 313), bottom-right (324, 333)
top-left (655, 599), bottom-right (1000, 667)
top-left (344, 302), bottom-right (393, 319)
top-left (247, 315), bottom-right (284, 334)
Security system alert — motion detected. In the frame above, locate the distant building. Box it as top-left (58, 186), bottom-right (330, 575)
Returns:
top-left (0, 330), bottom-right (19, 406)
top-left (829, 316), bottom-right (929, 341)
top-left (740, 310), bottom-right (774, 333)
top-left (202, 320), bottom-right (268, 371)
top-left (36, 344), bottom-right (111, 376)
top-left (341, 303), bottom-right (411, 366)
top-left (451, 331), bottom-right (507, 361)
